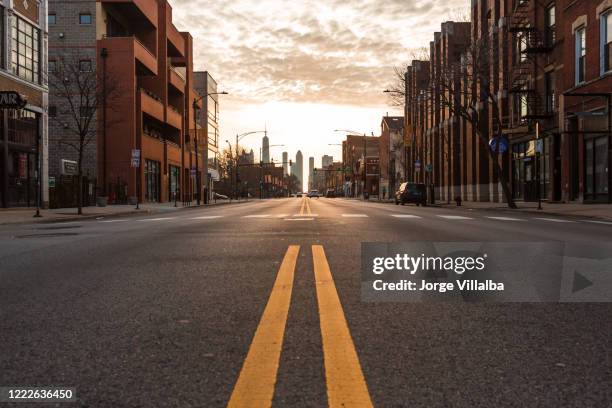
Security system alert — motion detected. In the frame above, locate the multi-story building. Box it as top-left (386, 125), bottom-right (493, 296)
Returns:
top-left (404, 1), bottom-right (611, 205)
top-left (194, 71), bottom-right (220, 203)
top-left (322, 154), bottom-right (333, 168)
top-left (308, 156), bottom-right (314, 190)
top-left (282, 151), bottom-right (288, 175)
top-left (0, 0), bottom-right (49, 208)
top-left (341, 134), bottom-right (379, 197)
top-left (293, 150), bottom-right (303, 191)
top-left (379, 116), bottom-right (404, 198)
top-left (261, 134), bottom-right (269, 164)
top-left (48, 0), bottom-right (203, 205)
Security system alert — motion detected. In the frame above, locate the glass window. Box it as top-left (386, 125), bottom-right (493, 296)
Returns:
top-left (11, 16), bottom-right (40, 83)
top-left (48, 60), bottom-right (56, 72)
top-left (79, 59), bottom-right (92, 72)
top-left (545, 5), bottom-right (556, 46)
top-left (48, 13), bottom-right (56, 25)
top-left (545, 71), bottom-right (555, 113)
top-left (48, 106), bottom-right (57, 117)
top-left (594, 137), bottom-right (608, 194)
top-left (601, 11), bottom-right (612, 73)
top-left (79, 13), bottom-right (92, 25)
top-left (575, 27), bottom-right (586, 84)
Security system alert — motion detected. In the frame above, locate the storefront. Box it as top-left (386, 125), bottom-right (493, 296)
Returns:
top-left (511, 137), bottom-right (551, 201)
top-left (0, 108), bottom-right (41, 207)
top-left (584, 135), bottom-right (609, 202)
top-left (144, 159), bottom-right (160, 202)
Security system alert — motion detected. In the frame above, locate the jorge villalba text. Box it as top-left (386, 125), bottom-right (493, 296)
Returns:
top-left (370, 253), bottom-right (505, 293)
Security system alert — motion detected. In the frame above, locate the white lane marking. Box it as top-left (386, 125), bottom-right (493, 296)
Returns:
top-left (391, 214), bottom-right (422, 219)
top-left (533, 217), bottom-right (575, 223)
top-left (191, 215), bottom-right (224, 220)
top-left (138, 217), bottom-right (175, 222)
top-left (275, 214), bottom-right (290, 218)
top-left (581, 220), bottom-right (612, 225)
top-left (243, 214), bottom-right (271, 218)
top-left (99, 219), bottom-right (129, 223)
top-left (437, 215), bottom-right (474, 220)
top-left (341, 214), bottom-right (368, 218)
top-left (486, 216), bottom-right (525, 221)
top-left (284, 218), bottom-right (314, 221)
top-left (293, 213), bottom-right (319, 217)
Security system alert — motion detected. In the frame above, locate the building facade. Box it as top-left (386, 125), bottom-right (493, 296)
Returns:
top-left (48, 0), bottom-right (203, 205)
top-left (379, 116), bottom-right (404, 198)
top-left (0, 0), bottom-right (49, 208)
top-left (194, 71), bottom-right (220, 203)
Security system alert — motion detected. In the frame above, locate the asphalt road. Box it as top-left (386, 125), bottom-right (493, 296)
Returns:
top-left (1, 197), bottom-right (611, 407)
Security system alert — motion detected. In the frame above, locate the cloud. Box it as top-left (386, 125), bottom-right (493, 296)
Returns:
top-left (169, 0), bottom-right (468, 107)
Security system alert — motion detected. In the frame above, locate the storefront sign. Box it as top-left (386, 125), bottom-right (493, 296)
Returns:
top-left (49, 177), bottom-right (56, 188)
top-left (61, 159), bottom-right (78, 175)
top-left (0, 91), bottom-right (27, 109)
top-left (130, 158), bottom-right (140, 168)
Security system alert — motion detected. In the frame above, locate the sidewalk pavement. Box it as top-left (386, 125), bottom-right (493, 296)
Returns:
top-left (344, 196), bottom-right (612, 221)
top-left (0, 198), bottom-right (249, 225)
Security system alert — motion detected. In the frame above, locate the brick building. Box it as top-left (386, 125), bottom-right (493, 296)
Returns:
top-left (404, 0), bottom-right (611, 204)
top-left (48, 0), bottom-right (204, 205)
top-left (1, 0), bottom-right (49, 208)
top-left (341, 134), bottom-right (379, 197)
top-left (379, 116), bottom-right (404, 198)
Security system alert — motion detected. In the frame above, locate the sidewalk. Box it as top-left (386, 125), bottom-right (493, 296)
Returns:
top-left (343, 196), bottom-right (612, 221)
top-left (0, 198), bottom-right (249, 225)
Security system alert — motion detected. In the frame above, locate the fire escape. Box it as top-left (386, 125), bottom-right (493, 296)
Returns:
top-left (508, 0), bottom-right (553, 125)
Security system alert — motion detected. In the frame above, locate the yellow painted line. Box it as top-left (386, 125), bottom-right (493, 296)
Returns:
top-left (299, 198), bottom-right (306, 215)
top-left (227, 245), bottom-right (300, 408)
top-left (306, 197), bottom-right (312, 215)
top-left (312, 245), bottom-right (373, 408)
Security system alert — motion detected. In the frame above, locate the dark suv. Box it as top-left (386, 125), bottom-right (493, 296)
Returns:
top-left (395, 182), bottom-right (427, 206)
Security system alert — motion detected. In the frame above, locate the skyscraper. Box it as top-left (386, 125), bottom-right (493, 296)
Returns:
top-left (322, 155), bottom-right (333, 168)
top-left (282, 152), bottom-right (288, 175)
top-left (295, 150), bottom-right (303, 191)
top-left (308, 157), bottom-right (315, 190)
top-left (262, 135), bottom-right (270, 164)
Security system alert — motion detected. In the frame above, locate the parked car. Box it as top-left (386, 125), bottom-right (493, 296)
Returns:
top-left (395, 182), bottom-right (427, 206)
top-left (296, 192), bottom-right (303, 197)
top-left (325, 189), bottom-right (335, 198)
top-left (307, 190), bottom-right (320, 198)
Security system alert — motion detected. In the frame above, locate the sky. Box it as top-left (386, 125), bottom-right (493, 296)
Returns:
top-left (169, 0), bottom-right (468, 188)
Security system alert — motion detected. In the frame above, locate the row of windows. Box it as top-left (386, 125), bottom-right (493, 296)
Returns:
top-left (48, 59), bottom-right (92, 73)
top-left (575, 10), bottom-right (612, 84)
top-left (11, 15), bottom-right (40, 83)
top-left (48, 13), bottom-right (91, 25)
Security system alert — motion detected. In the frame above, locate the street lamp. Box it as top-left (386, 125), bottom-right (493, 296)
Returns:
top-left (192, 91), bottom-right (228, 205)
top-left (234, 130), bottom-right (267, 199)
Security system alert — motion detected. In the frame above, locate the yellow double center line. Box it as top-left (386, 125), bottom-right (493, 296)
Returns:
top-left (228, 245), bottom-right (372, 408)
top-left (298, 197), bottom-right (312, 215)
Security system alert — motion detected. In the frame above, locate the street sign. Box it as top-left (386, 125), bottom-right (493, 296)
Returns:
top-left (131, 158), bottom-right (140, 168)
top-left (190, 168), bottom-right (197, 176)
top-left (0, 91), bottom-right (27, 109)
top-left (49, 176), bottom-right (56, 188)
top-left (415, 160), bottom-right (421, 169)
top-left (425, 164), bottom-right (433, 172)
top-left (489, 137), bottom-right (509, 154)
top-left (61, 159), bottom-right (78, 175)
top-left (131, 149), bottom-right (141, 160)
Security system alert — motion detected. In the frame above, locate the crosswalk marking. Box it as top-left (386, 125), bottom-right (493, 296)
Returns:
top-left (243, 214), bottom-right (271, 218)
top-left (275, 214), bottom-right (289, 218)
top-left (284, 217), bottom-right (314, 221)
top-left (99, 219), bottom-right (129, 223)
top-left (312, 245), bottom-right (373, 408)
top-left (341, 214), bottom-right (368, 218)
top-left (437, 215), bottom-right (473, 220)
top-left (137, 217), bottom-right (175, 222)
top-left (191, 215), bottom-right (224, 220)
top-left (293, 213), bottom-right (318, 217)
top-left (486, 216), bottom-right (524, 221)
top-left (533, 217), bottom-right (575, 223)
top-left (227, 246), bottom-right (299, 408)
top-left (391, 214), bottom-right (422, 219)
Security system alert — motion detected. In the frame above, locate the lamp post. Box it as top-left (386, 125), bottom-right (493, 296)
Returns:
top-left (334, 129), bottom-right (370, 199)
top-left (192, 91), bottom-right (228, 205)
top-left (260, 144), bottom-right (284, 199)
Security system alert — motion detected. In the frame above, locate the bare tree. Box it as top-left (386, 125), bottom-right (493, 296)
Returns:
top-left (48, 54), bottom-right (119, 214)
top-left (385, 46), bottom-right (430, 106)
top-left (434, 36), bottom-right (517, 208)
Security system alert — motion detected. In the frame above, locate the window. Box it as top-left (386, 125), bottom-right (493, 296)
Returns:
top-left (79, 106), bottom-right (94, 117)
top-left (601, 11), bottom-right (612, 73)
top-left (48, 13), bottom-right (56, 25)
top-left (545, 4), bottom-right (556, 47)
top-left (48, 106), bottom-right (57, 117)
top-left (79, 59), bottom-right (92, 72)
top-left (575, 27), bottom-right (586, 84)
top-left (144, 160), bottom-right (161, 202)
top-left (0, 6), bottom-right (4, 69)
top-left (79, 13), bottom-right (92, 25)
top-left (545, 71), bottom-right (555, 113)
top-left (48, 60), bottom-right (56, 72)
top-left (11, 16), bottom-right (41, 83)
